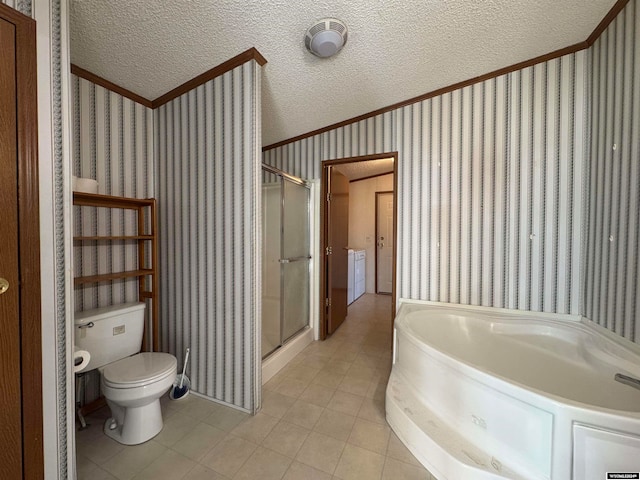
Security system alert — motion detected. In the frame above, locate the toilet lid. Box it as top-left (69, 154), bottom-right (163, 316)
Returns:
top-left (102, 352), bottom-right (177, 388)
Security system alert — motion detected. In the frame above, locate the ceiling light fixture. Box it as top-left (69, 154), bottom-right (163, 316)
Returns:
top-left (304, 18), bottom-right (348, 58)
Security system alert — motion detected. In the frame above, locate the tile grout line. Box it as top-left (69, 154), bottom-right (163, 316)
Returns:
top-left (78, 295), bottom-right (425, 480)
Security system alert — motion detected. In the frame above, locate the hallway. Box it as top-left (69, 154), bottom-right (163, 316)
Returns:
top-left (77, 294), bottom-right (433, 479)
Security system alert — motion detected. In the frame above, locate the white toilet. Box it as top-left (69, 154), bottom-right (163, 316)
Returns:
top-left (75, 302), bottom-right (177, 445)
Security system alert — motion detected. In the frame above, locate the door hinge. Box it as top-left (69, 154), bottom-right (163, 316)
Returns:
top-left (325, 246), bottom-right (332, 255)
top-left (325, 298), bottom-right (331, 307)
top-left (326, 192), bottom-right (331, 202)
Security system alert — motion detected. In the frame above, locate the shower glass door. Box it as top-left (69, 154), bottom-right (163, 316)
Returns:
top-left (262, 165), bottom-right (311, 359)
top-left (262, 182), bottom-right (282, 356)
top-left (281, 180), bottom-right (310, 341)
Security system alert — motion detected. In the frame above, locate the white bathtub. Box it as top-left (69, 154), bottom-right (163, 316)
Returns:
top-left (386, 300), bottom-right (640, 480)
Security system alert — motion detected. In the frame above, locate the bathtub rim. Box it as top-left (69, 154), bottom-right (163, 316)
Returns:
top-left (394, 299), bottom-right (640, 416)
top-left (397, 298), bottom-right (640, 359)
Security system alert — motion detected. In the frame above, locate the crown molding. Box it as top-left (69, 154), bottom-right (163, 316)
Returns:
top-left (70, 64), bottom-right (154, 108)
top-left (68, 0), bottom-right (630, 145)
top-left (152, 48), bottom-right (267, 108)
top-left (586, 0), bottom-right (630, 46)
top-left (70, 47), bottom-right (267, 110)
top-left (263, 0), bottom-right (630, 151)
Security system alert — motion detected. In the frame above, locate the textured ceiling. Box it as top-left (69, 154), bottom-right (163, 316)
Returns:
top-left (70, 0), bottom-right (614, 146)
top-left (335, 158), bottom-right (394, 181)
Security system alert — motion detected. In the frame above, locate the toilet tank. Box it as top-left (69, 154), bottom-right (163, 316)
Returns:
top-left (75, 302), bottom-right (145, 372)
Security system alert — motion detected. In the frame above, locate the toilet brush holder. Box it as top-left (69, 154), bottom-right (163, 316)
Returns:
top-left (169, 374), bottom-right (190, 400)
top-left (170, 348), bottom-right (190, 400)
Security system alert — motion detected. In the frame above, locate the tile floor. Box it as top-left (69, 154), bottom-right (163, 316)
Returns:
top-left (76, 293), bottom-right (435, 480)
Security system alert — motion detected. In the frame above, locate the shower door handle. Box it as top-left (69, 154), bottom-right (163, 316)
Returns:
top-left (279, 256), bottom-right (312, 264)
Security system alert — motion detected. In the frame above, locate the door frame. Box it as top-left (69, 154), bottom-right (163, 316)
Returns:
top-left (0, 4), bottom-right (43, 479)
top-left (320, 152), bottom-right (398, 340)
top-left (374, 191), bottom-right (394, 294)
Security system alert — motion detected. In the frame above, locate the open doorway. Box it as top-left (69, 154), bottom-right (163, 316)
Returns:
top-left (320, 153), bottom-right (398, 340)
top-left (375, 191), bottom-right (394, 294)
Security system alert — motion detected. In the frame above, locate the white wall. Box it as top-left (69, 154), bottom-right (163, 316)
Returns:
top-left (348, 174), bottom-right (394, 293)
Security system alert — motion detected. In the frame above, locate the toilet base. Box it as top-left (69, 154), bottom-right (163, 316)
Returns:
top-left (104, 398), bottom-right (164, 445)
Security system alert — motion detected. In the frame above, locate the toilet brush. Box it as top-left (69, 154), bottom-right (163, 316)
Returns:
top-left (171, 348), bottom-right (190, 400)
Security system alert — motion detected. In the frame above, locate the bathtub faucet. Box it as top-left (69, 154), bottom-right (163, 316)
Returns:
top-left (615, 373), bottom-right (640, 391)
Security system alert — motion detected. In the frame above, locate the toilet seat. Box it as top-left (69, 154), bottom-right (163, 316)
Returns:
top-left (102, 352), bottom-right (177, 389)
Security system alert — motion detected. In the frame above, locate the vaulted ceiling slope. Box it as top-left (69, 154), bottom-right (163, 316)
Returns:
top-left (70, 0), bottom-right (615, 146)
top-left (335, 158), bottom-right (395, 181)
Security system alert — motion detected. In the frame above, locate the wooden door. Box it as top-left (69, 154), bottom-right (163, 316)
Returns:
top-left (0, 16), bottom-right (23, 479)
top-left (0, 5), bottom-right (42, 479)
top-left (326, 168), bottom-right (349, 334)
top-left (376, 191), bottom-right (394, 294)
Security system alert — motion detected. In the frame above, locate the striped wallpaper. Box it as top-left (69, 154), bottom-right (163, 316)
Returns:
top-left (0, 0), bottom-right (30, 16)
top-left (264, 51), bottom-right (588, 317)
top-left (155, 61), bottom-right (262, 412)
top-left (71, 74), bottom-right (155, 402)
top-left (72, 74), bottom-right (155, 312)
top-left (399, 54), bottom-right (587, 315)
top-left (584, 0), bottom-right (640, 342)
top-left (67, 2), bottom-right (640, 430)
top-left (262, 111), bottom-right (396, 180)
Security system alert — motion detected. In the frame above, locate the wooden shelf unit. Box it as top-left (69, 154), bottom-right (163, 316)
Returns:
top-left (73, 192), bottom-right (159, 352)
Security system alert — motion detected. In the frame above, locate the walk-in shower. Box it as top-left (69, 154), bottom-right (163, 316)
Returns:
top-left (262, 164), bottom-right (311, 359)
